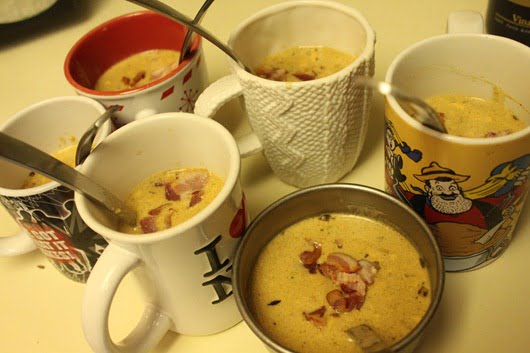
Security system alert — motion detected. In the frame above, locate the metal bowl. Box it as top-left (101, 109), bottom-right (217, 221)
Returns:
top-left (233, 183), bottom-right (444, 353)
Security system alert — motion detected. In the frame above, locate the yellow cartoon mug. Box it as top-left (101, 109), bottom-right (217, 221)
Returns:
top-left (384, 32), bottom-right (530, 271)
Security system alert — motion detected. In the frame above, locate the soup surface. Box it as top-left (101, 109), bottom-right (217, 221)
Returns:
top-left (426, 94), bottom-right (528, 138)
top-left (21, 143), bottom-right (77, 189)
top-left (94, 49), bottom-right (180, 92)
top-left (255, 46), bottom-right (356, 82)
top-left (250, 213), bottom-right (431, 353)
top-left (118, 168), bottom-right (224, 234)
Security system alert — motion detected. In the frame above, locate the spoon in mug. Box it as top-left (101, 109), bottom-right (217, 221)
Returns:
top-left (126, 0), bottom-right (255, 74)
top-left (75, 105), bottom-right (119, 166)
top-left (0, 132), bottom-right (136, 226)
top-left (178, 0), bottom-right (214, 65)
top-left (354, 76), bottom-right (447, 133)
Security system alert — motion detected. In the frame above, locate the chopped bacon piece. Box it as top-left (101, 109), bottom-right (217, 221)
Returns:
top-left (148, 203), bottom-right (170, 216)
top-left (256, 67), bottom-right (288, 81)
top-left (130, 70), bottom-right (146, 86)
top-left (300, 242), bottom-right (322, 273)
top-left (326, 252), bottom-right (360, 273)
top-left (165, 183), bottom-right (181, 201)
top-left (139, 216), bottom-right (157, 233)
top-left (293, 72), bottom-right (316, 81)
top-left (189, 190), bottom-right (204, 207)
top-left (121, 76), bottom-right (131, 86)
top-left (336, 272), bottom-right (367, 296)
top-left (358, 260), bottom-right (380, 284)
top-left (167, 170), bottom-right (209, 197)
top-left (318, 262), bottom-right (340, 281)
top-left (344, 290), bottom-right (365, 311)
top-left (326, 290), bottom-right (347, 312)
top-left (303, 306), bottom-right (327, 328)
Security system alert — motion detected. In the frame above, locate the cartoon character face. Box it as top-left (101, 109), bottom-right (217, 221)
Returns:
top-left (426, 179), bottom-right (472, 215)
top-left (385, 128), bottom-right (397, 151)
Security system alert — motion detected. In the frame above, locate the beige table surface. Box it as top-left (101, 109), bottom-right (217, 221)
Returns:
top-left (1, 0), bottom-right (529, 352)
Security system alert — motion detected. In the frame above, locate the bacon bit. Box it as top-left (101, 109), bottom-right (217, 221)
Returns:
top-left (148, 203), bottom-right (170, 216)
top-left (326, 253), bottom-right (360, 273)
top-left (256, 67), bottom-right (288, 81)
top-left (326, 290), bottom-right (347, 312)
top-left (318, 262), bottom-right (340, 281)
top-left (165, 183), bottom-right (181, 201)
top-left (140, 216), bottom-right (158, 233)
top-left (121, 76), bottom-right (131, 85)
top-left (130, 70), bottom-right (146, 86)
top-left (357, 260), bottom-right (380, 284)
top-left (293, 72), bottom-right (316, 81)
top-left (338, 273), bottom-right (367, 296)
top-left (299, 242), bottom-right (322, 273)
top-left (189, 190), bottom-right (204, 207)
top-left (303, 306), bottom-right (327, 328)
top-left (167, 170), bottom-right (209, 197)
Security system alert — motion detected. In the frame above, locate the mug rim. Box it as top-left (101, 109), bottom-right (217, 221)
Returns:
top-left (74, 113), bottom-right (242, 244)
top-left (233, 183), bottom-right (445, 353)
top-left (63, 10), bottom-right (202, 97)
top-left (226, 0), bottom-right (376, 85)
top-left (0, 96), bottom-right (108, 197)
top-left (385, 32), bottom-right (530, 145)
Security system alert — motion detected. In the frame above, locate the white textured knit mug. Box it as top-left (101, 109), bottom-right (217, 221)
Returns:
top-left (75, 113), bottom-right (247, 353)
top-left (194, 1), bottom-right (376, 188)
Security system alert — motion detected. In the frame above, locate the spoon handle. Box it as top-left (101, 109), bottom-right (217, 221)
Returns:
top-left (0, 132), bottom-right (136, 225)
top-left (127, 0), bottom-right (255, 74)
top-left (178, 0), bottom-right (215, 64)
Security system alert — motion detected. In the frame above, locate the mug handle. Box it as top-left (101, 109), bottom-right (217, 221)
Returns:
top-left (0, 230), bottom-right (37, 256)
top-left (82, 243), bottom-right (172, 353)
top-left (194, 75), bottom-right (263, 157)
top-left (447, 11), bottom-right (484, 34)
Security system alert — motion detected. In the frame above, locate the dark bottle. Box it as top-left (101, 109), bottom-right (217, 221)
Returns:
top-left (486, 0), bottom-right (530, 46)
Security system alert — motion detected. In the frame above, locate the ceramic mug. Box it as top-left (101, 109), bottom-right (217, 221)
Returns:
top-left (0, 96), bottom-right (112, 282)
top-left (194, 0), bottom-right (375, 188)
top-left (384, 13), bottom-right (530, 271)
top-left (64, 11), bottom-right (208, 126)
top-left (75, 113), bottom-right (248, 353)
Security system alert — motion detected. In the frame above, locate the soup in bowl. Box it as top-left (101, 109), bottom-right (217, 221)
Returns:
top-left (233, 184), bottom-right (444, 353)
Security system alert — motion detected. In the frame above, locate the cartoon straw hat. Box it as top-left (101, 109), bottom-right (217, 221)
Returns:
top-left (414, 162), bottom-right (470, 182)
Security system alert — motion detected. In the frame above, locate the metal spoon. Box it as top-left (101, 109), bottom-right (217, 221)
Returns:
top-left (0, 132), bottom-right (136, 226)
top-left (178, 0), bottom-right (214, 65)
top-left (354, 76), bottom-right (447, 133)
top-left (75, 105), bottom-right (119, 166)
top-left (126, 0), bottom-right (255, 74)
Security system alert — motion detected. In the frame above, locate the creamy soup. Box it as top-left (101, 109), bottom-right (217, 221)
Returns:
top-left (21, 143), bottom-right (77, 189)
top-left (250, 213), bottom-right (431, 353)
top-left (94, 49), bottom-right (180, 92)
top-left (255, 46), bottom-right (356, 82)
top-left (426, 94), bottom-right (528, 138)
top-left (118, 168), bottom-right (224, 234)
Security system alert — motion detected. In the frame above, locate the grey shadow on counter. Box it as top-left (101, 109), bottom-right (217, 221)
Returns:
top-left (0, 0), bottom-right (104, 50)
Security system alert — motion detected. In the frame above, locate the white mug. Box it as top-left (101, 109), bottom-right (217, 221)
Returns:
top-left (75, 113), bottom-right (248, 353)
top-left (0, 96), bottom-right (112, 282)
top-left (194, 1), bottom-right (376, 188)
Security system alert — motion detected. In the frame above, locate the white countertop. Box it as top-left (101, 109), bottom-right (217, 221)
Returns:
top-left (1, 1), bottom-right (529, 352)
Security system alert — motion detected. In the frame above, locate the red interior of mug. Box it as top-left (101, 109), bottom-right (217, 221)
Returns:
top-left (64, 11), bottom-right (200, 96)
